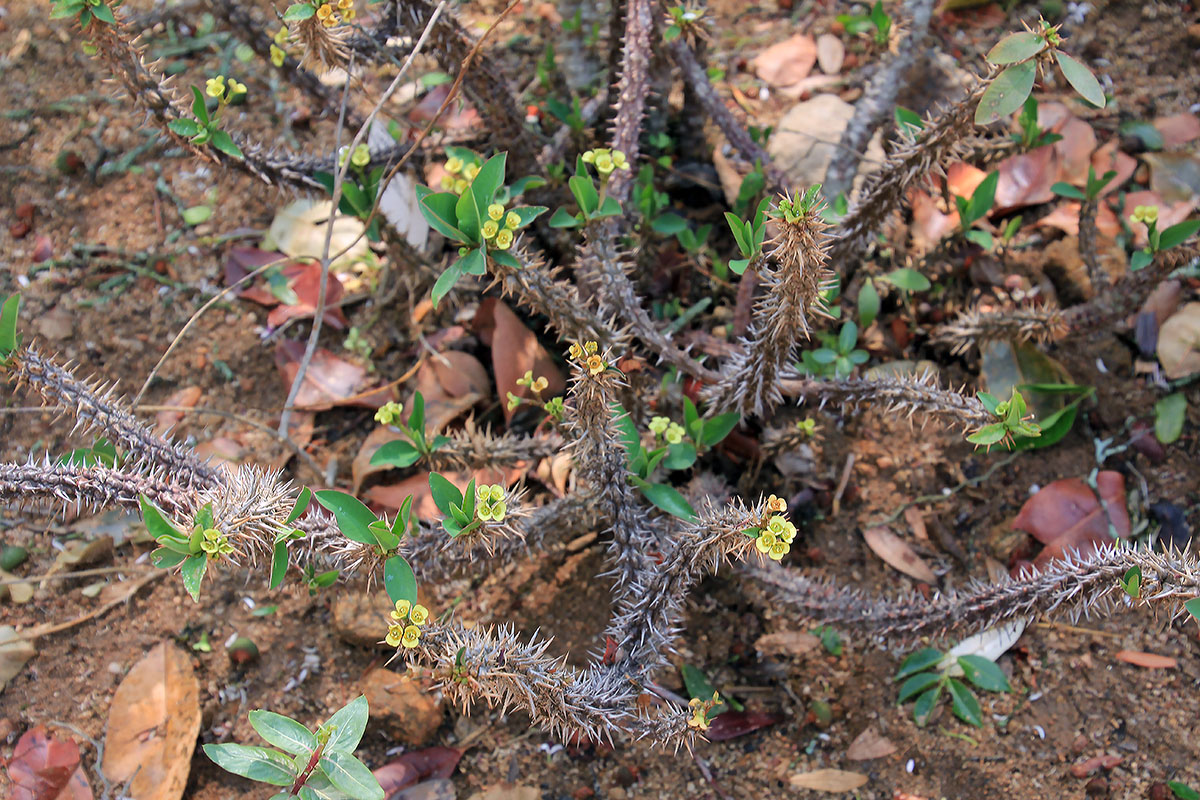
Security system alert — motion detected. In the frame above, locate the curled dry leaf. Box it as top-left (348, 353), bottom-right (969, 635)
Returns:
top-left (862, 526), bottom-right (936, 583)
top-left (412, 349), bottom-right (491, 433)
top-left (1011, 471), bottom-right (1131, 568)
top-left (263, 198), bottom-right (369, 271)
top-left (373, 746), bottom-right (463, 796)
top-left (908, 189), bottom-right (959, 249)
top-left (789, 768), bottom-right (869, 792)
top-left (1113, 650), bottom-right (1177, 669)
top-left (275, 339), bottom-right (392, 410)
top-left (1157, 302), bottom-right (1200, 379)
top-left (474, 299), bottom-right (565, 421)
top-left (995, 145), bottom-right (1058, 212)
top-left (845, 726), bottom-right (897, 761)
top-left (703, 710), bottom-right (781, 741)
top-left (8, 725), bottom-right (92, 800)
top-left (752, 34), bottom-right (817, 87)
top-left (101, 641), bottom-right (200, 800)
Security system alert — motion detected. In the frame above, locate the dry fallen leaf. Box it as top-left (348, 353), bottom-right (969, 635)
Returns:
top-left (266, 262), bottom-right (349, 330)
top-left (101, 641), bottom-right (200, 800)
top-left (755, 631), bottom-right (821, 657)
top-left (8, 725), bottom-right (92, 800)
top-left (846, 726), bottom-right (897, 761)
top-left (995, 145), bottom-right (1058, 211)
top-left (1157, 302), bottom-right (1200, 379)
top-left (410, 350), bottom-right (491, 434)
top-left (0, 625), bottom-right (37, 690)
top-left (753, 34), bottom-right (817, 87)
top-left (862, 526), bottom-right (936, 583)
top-left (275, 340), bottom-right (391, 410)
top-left (815, 33), bottom-right (844, 75)
top-left (1090, 140), bottom-right (1136, 198)
top-left (154, 387), bottom-right (201, 435)
top-left (351, 425), bottom-right (408, 495)
top-left (1142, 152), bottom-right (1200, 207)
top-left (475, 299), bottom-right (565, 421)
top-left (1154, 112), bottom-right (1200, 149)
top-left (1114, 650), bottom-right (1177, 669)
top-left (263, 198), bottom-right (369, 271)
top-left (1011, 472), bottom-right (1130, 567)
top-left (904, 506), bottom-right (928, 542)
top-left (790, 768), bottom-right (869, 792)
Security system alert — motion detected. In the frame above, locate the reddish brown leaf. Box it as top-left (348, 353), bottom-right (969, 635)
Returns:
top-left (1154, 112), bottom-right (1200, 149)
top-left (275, 340), bottom-right (391, 410)
top-left (845, 726), bottom-right (897, 761)
top-left (266, 262), bottom-right (348, 330)
top-left (154, 386), bottom-right (202, 434)
top-left (373, 746), bottom-right (463, 796)
top-left (703, 710), bottom-right (781, 741)
top-left (9, 726), bottom-right (92, 800)
top-left (1114, 650), bottom-right (1177, 669)
top-left (1090, 140), bottom-right (1136, 198)
top-left (752, 34), bottom-right (817, 87)
top-left (995, 145), bottom-right (1058, 212)
top-left (410, 350), bottom-right (490, 434)
top-left (862, 526), bottom-right (936, 582)
top-left (475, 299), bottom-right (565, 421)
top-left (1011, 472), bottom-right (1130, 567)
top-left (352, 426), bottom-right (408, 494)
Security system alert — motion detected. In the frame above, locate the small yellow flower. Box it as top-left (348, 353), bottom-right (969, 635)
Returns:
top-left (581, 149), bottom-right (596, 164)
top-left (316, 3), bottom-right (333, 18)
top-left (393, 598), bottom-right (412, 619)
top-left (342, 8), bottom-right (355, 21)
top-left (477, 504), bottom-right (494, 522)
top-left (488, 484), bottom-right (504, 503)
top-left (687, 697), bottom-right (710, 730)
top-left (351, 143), bottom-right (370, 167)
top-left (767, 515), bottom-right (787, 536)
top-left (453, 179), bottom-right (468, 194)
top-left (385, 624), bottom-right (404, 647)
top-left (273, 26), bottom-right (288, 46)
top-left (228, 78), bottom-right (247, 97)
top-left (205, 75), bottom-right (225, 99)
top-left (594, 151), bottom-right (615, 175)
top-left (766, 494), bottom-right (787, 514)
top-left (482, 219), bottom-right (500, 240)
top-left (754, 533), bottom-right (772, 554)
top-left (1130, 204), bottom-right (1158, 225)
top-left (507, 391), bottom-right (522, 411)
top-left (491, 501), bottom-right (507, 522)
top-left (517, 370), bottom-right (533, 387)
top-left (440, 175), bottom-right (456, 191)
top-left (487, 203), bottom-right (505, 221)
top-left (495, 228), bottom-right (514, 250)
top-left (611, 150), bottom-right (630, 170)
top-left (665, 422), bottom-right (685, 445)
top-left (269, 44), bottom-right (286, 67)
top-left (375, 401), bottom-right (404, 425)
top-left (401, 625), bottom-right (421, 648)
top-left (780, 522), bottom-right (797, 545)
top-left (584, 341), bottom-right (598, 355)
top-left (586, 354), bottom-right (604, 376)
top-left (445, 156), bottom-right (464, 174)
top-left (568, 343), bottom-right (584, 360)
top-left (505, 211), bottom-right (521, 230)
top-left (649, 416), bottom-right (670, 436)
top-left (410, 604), bottom-right (429, 626)
top-left (462, 162), bottom-right (479, 181)
top-left (531, 376), bottom-right (548, 393)
top-left (337, 0), bottom-right (352, 8)
top-left (322, 13), bottom-right (339, 27)
top-left (769, 540), bottom-right (789, 561)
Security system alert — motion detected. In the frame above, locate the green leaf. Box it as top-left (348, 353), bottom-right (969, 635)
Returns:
top-left (663, 442), bottom-right (697, 470)
top-left (965, 172), bottom-right (999, 225)
top-left (913, 685), bottom-right (941, 727)
top-left (1158, 220), bottom-right (1200, 251)
top-left (838, 321), bottom-right (858, 354)
top-left (700, 412), bottom-right (740, 448)
top-left (652, 212), bottom-right (689, 235)
top-left (428, 472), bottom-right (464, 516)
top-left (724, 212), bottom-right (750, 256)
top-left (896, 647), bottom-right (944, 680)
top-left (282, 2), bottom-right (316, 20)
top-left (203, 743), bottom-right (295, 786)
top-left (460, 247), bottom-right (486, 276)
top-left (314, 490), bottom-right (379, 545)
top-left (506, 205), bottom-right (547, 228)
top-left (269, 540), bottom-right (289, 589)
top-left (880, 267), bottom-right (931, 292)
top-left (596, 196), bottom-right (622, 218)
top-left (151, 548), bottom-right (188, 568)
top-left (1050, 181), bottom-right (1086, 200)
top-left (1054, 51), bottom-right (1105, 108)
top-left (190, 86), bottom-right (209, 126)
top-left (985, 31), bottom-right (1044, 64)
top-left (1185, 598), bottom-right (1200, 625)
top-left (975, 61), bottom-right (1036, 125)
top-left (967, 423), bottom-right (1010, 447)
top-left (0, 294), bottom-right (19, 358)
top-left (415, 187), bottom-right (467, 241)
top-left (894, 106), bottom-right (925, 136)
top-left (209, 129), bottom-right (244, 160)
top-left (858, 280), bottom-right (880, 328)
top-left (946, 678), bottom-right (983, 726)
top-left (897, 671), bottom-right (942, 703)
top-left (470, 152), bottom-right (507, 211)
top-left (90, 2), bottom-right (116, 24)
top-left (729, 258), bottom-right (751, 275)
top-left (322, 695), bottom-right (369, 753)
top-left (181, 554), bottom-right (207, 602)
top-left (370, 440), bottom-right (421, 468)
top-left (1168, 782), bottom-right (1200, 800)
top-left (249, 710), bottom-right (318, 756)
top-left (1130, 249), bottom-right (1154, 271)
top-left (965, 229), bottom-right (994, 249)
top-left (297, 772), bottom-right (348, 800)
top-left (1155, 392), bottom-right (1187, 444)
top-left (286, 487), bottom-right (312, 525)
top-left (956, 655), bottom-right (1011, 692)
top-left (431, 259), bottom-right (464, 308)
top-left (490, 251), bottom-right (520, 269)
top-left (320, 751), bottom-right (384, 800)
top-left (383, 555), bottom-right (417, 607)
top-left (139, 496), bottom-right (182, 541)
top-left (548, 208), bottom-right (581, 228)
top-left (181, 205), bottom-right (212, 226)
top-left (631, 477), bottom-right (697, 521)
top-left (168, 118), bottom-right (202, 137)
top-left (568, 175), bottom-right (599, 216)
top-left (1120, 565), bottom-right (1141, 599)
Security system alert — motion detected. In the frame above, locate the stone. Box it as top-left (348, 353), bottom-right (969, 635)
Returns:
top-left (363, 667), bottom-right (444, 746)
top-left (331, 589), bottom-right (394, 647)
top-left (767, 94), bottom-right (885, 191)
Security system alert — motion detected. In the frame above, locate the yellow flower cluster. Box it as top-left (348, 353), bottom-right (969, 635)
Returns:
top-left (385, 599), bottom-right (429, 648)
top-left (687, 692), bottom-right (721, 731)
top-left (1130, 204), bottom-right (1158, 226)
top-left (440, 156), bottom-right (480, 195)
top-left (374, 401), bottom-right (404, 426)
top-left (648, 416), bottom-right (686, 444)
top-left (475, 484), bottom-right (507, 522)
top-left (199, 527), bottom-right (234, 560)
top-left (205, 75), bottom-right (246, 102)
top-left (517, 370), bottom-right (549, 394)
top-left (337, 143), bottom-right (371, 169)
top-left (581, 148), bottom-right (630, 177)
top-left (753, 503), bottom-right (796, 562)
top-left (315, 0), bottom-right (354, 28)
top-left (480, 202), bottom-right (521, 250)
top-left (567, 341), bottom-right (605, 375)
top-left (270, 27), bottom-right (288, 68)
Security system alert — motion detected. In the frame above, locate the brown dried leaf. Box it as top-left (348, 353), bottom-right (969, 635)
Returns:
top-left (846, 726), bottom-right (897, 761)
top-left (789, 768), bottom-right (869, 792)
top-left (154, 387), bottom-right (201, 435)
top-left (1154, 112), bottom-right (1200, 149)
top-left (1114, 650), bottom-right (1177, 669)
top-left (412, 351), bottom-right (490, 434)
top-left (752, 34), bottom-right (817, 87)
top-left (8, 725), bottom-right (92, 800)
top-left (1011, 472), bottom-right (1130, 567)
top-left (101, 641), bottom-right (200, 800)
top-left (755, 631), bottom-right (820, 657)
top-left (704, 711), bottom-right (781, 741)
top-left (995, 145), bottom-right (1058, 212)
top-left (352, 425), bottom-right (408, 495)
top-left (815, 33), bottom-right (844, 75)
top-left (275, 340), bottom-right (391, 410)
top-left (474, 299), bottom-right (564, 421)
top-left (862, 526), bottom-right (935, 582)
top-left (904, 506), bottom-right (928, 542)
top-left (266, 262), bottom-right (348, 330)
top-left (1090, 140), bottom-right (1136, 198)
top-left (1157, 302), bottom-right (1200, 379)
top-left (373, 747), bottom-right (463, 796)
top-left (0, 625), bottom-right (36, 689)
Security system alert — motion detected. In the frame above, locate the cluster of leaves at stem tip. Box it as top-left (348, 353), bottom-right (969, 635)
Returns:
top-left (1125, 205), bottom-right (1200, 272)
top-left (967, 388), bottom-right (1043, 450)
top-left (548, 148), bottom-right (629, 229)
top-left (368, 393), bottom-right (448, 469)
top-left (836, 0), bottom-right (892, 47)
top-left (166, 79), bottom-right (246, 160)
top-left (613, 396), bottom-right (740, 521)
top-left (428, 473), bottom-right (508, 537)
top-left (205, 695), bottom-right (385, 800)
top-left (663, 5), bottom-right (706, 43)
top-left (975, 19), bottom-right (1105, 126)
top-left (281, 0), bottom-right (358, 28)
top-left (49, 0), bottom-right (118, 27)
top-left (415, 150), bottom-right (548, 307)
top-left (312, 144), bottom-right (386, 242)
top-left (723, 196), bottom-right (771, 276)
top-left (895, 648), bottom-right (1010, 728)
